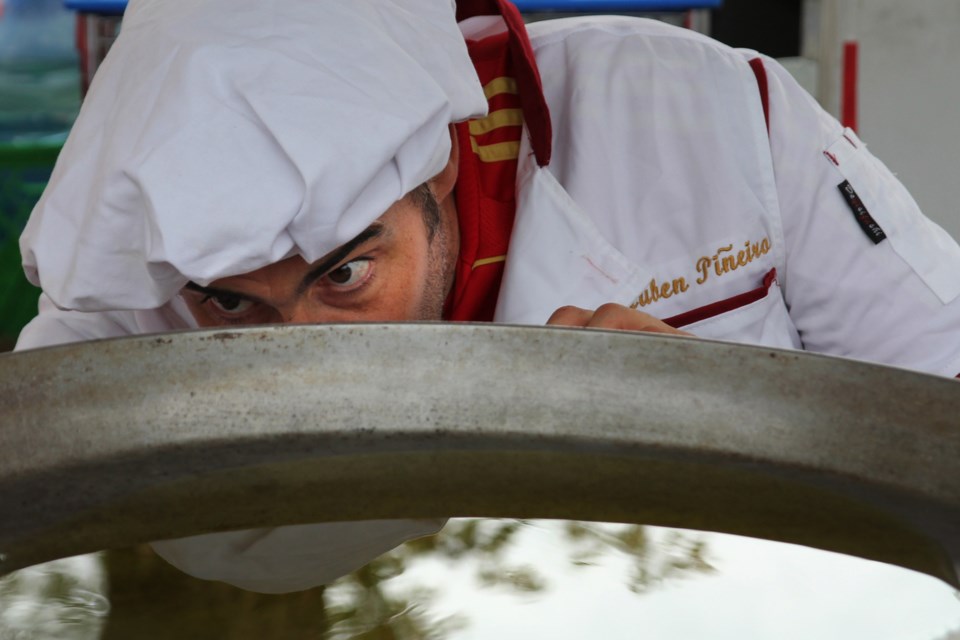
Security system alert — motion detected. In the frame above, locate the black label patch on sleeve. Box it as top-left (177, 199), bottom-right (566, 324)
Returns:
top-left (838, 180), bottom-right (887, 244)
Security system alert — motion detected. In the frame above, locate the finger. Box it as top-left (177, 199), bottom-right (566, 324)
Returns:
top-left (546, 305), bottom-right (594, 327)
top-left (587, 303), bottom-right (692, 336)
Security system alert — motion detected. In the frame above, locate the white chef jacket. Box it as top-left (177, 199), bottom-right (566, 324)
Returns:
top-left (15, 16), bottom-right (960, 592)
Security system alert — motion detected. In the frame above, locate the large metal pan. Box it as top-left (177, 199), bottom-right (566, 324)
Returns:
top-left (0, 324), bottom-right (957, 587)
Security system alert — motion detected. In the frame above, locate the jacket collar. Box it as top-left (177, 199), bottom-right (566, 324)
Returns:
top-left (456, 0), bottom-right (552, 166)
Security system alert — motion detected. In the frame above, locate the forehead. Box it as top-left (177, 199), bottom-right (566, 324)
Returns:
top-left (207, 255), bottom-right (314, 290)
top-left (202, 199), bottom-right (421, 291)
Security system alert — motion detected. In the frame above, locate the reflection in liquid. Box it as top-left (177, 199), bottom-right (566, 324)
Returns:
top-left (1, 521), bottom-right (958, 639)
top-left (0, 553), bottom-right (108, 639)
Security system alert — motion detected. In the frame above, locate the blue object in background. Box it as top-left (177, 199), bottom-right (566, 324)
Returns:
top-left (62, 0), bottom-right (125, 14)
top-left (514, 0), bottom-right (721, 9)
top-left (63, 0), bottom-right (721, 15)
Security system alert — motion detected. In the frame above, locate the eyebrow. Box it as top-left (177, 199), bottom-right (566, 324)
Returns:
top-left (183, 281), bottom-right (255, 301)
top-left (296, 222), bottom-right (384, 295)
top-left (183, 222), bottom-right (385, 299)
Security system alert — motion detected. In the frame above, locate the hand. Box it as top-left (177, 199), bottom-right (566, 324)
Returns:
top-left (547, 303), bottom-right (692, 336)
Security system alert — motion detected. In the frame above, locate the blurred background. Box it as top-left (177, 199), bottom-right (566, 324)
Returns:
top-left (0, 0), bottom-right (78, 349)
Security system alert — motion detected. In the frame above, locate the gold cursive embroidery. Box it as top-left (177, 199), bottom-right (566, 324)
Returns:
top-left (631, 237), bottom-right (771, 309)
top-left (696, 238), bottom-right (771, 285)
top-left (629, 277), bottom-right (690, 309)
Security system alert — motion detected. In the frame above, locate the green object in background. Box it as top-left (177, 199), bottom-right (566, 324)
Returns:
top-left (0, 142), bottom-right (61, 350)
top-left (0, 0), bottom-right (81, 350)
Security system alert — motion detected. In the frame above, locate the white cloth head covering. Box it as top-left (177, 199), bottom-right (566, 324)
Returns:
top-left (20, 0), bottom-right (487, 311)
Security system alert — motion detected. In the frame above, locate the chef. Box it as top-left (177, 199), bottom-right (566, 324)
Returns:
top-left (15, 0), bottom-right (960, 592)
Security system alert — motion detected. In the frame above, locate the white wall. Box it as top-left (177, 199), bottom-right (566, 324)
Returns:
top-left (811, 0), bottom-right (960, 241)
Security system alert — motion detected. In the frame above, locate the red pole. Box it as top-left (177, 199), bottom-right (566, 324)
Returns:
top-left (76, 14), bottom-right (91, 96)
top-left (841, 40), bottom-right (859, 132)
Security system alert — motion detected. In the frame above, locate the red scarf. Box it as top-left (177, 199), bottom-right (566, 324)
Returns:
top-left (445, 0), bottom-right (551, 321)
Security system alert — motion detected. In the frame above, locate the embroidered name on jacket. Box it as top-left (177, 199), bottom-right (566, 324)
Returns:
top-left (630, 237), bottom-right (771, 309)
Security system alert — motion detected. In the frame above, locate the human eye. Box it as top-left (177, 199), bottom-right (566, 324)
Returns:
top-left (325, 258), bottom-right (372, 290)
top-left (202, 292), bottom-right (255, 317)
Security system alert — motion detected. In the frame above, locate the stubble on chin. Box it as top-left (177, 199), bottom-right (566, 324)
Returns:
top-left (417, 218), bottom-right (455, 321)
top-left (409, 180), bottom-right (460, 322)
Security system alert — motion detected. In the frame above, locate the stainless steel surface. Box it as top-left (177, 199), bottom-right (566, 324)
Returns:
top-left (0, 324), bottom-right (958, 586)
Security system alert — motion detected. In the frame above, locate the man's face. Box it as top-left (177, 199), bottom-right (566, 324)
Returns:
top-left (180, 190), bottom-right (458, 326)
